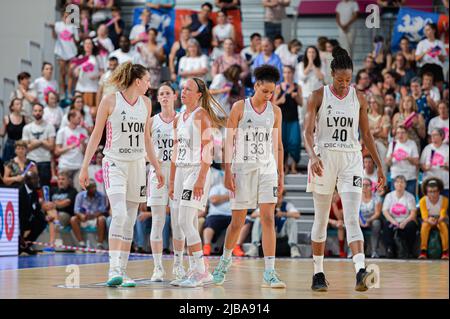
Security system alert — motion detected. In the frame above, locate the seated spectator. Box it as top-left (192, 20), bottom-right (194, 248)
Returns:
top-left (381, 70), bottom-right (400, 97)
top-left (421, 72), bottom-right (440, 108)
top-left (203, 175), bottom-right (251, 257)
top-left (88, 148), bottom-right (106, 195)
top-left (2, 140), bottom-right (37, 188)
top-left (360, 178), bottom-right (382, 258)
top-left (409, 77), bottom-right (434, 125)
top-left (363, 155), bottom-right (385, 196)
top-left (398, 36), bottom-right (416, 70)
top-left (420, 128), bottom-right (449, 198)
top-left (253, 37), bottom-right (283, 84)
top-left (386, 126), bottom-right (419, 195)
top-left (182, 2), bottom-right (213, 55)
top-left (240, 32), bottom-right (261, 69)
top-left (42, 171), bottom-right (78, 251)
top-left (354, 70), bottom-right (380, 97)
top-left (61, 96), bottom-right (94, 134)
top-left (327, 190), bottom-right (346, 258)
top-left (274, 65), bottom-right (303, 174)
top-left (55, 110), bottom-right (88, 190)
top-left (32, 62), bottom-right (59, 105)
top-left (275, 39), bottom-right (302, 69)
top-left (22, 103), bottom-right (56, 187)
top-left (146, 0), bottom-right (176, 12)
top-left (246, 191), bottom-right (301, 258)
top-left (372, 35), bottom-right (392, 74)
top-left (418, 178), bottom-right (448, 260)
top-left (88, 0), bottom-right (114, 26)
top-left (428, 100), bottom-right (449, 144)
top-left (97, 56), bottom-right (119, 105)
top-left (0, 98), bottom-right (27, 163)
top-left (215, 0), bottom-right (240, 12)
top-left (109, 35), bottom-right (138, 65)
top-left (273, 34), bottom-right (284, 51)
top-left (382, 175), bottom-right (418, 258)
top-left (391, 52), bottom-right (416, 87)
top-left (211, 10), bottom-right (235, 60)
top-left (129, 9), bottom-right (151, 49)
top-left (10, 72), bottom-right (38, 122)
top-left (209, 64), bottom-right (244, 115)
top-left (43, 91), bottom-right (64, 131)
top-left (211, 38), bottom-right (248, 80)
top-left (361, 53), bottom-right (382, 85)
top-left (295, 45), bottom-right (324, 106)
top-left (18, 171), bottom-right (47, 255)
top-left (94, 24), bottom-right (115, 71)
top-left (72, 179), bottom-right (108, 249)
top-left (169, 26), bottom-right (191, 82)
top-left (392, 96), bottom-right (426, 151)
top-left (178, 38), bottom-right (208, 88)
top-left (135, 203), bottom-right (171, 254)
top-left (106, 6), bottom-right (125, 49)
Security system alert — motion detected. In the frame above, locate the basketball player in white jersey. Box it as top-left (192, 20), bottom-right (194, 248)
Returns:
top-left (304, 47), bottom-right (386, 292)
top-left (212, 65), bottom-right (286, 288)
top-left (147, 82), bottom-right (186, 282)
top-left (79, 62), bottom-right (164, 287)
top-left (168, 77), bottom-right (227, 288)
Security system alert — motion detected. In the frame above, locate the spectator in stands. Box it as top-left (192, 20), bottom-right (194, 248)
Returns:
top-left (262, 0), bottom-right (290, 41)
top-left (363, 155), bottom-right (385, 196)
top-left (130, 9), bottom-right (151, 49)
top-left (386, 125), bottom-right (419, 195)
top-left (178, 38), bottom-right (208, 88)
top-left (74, 38), bottom-right (103, 114)
top-left (209, 64), bottom-right (244, 115)
top-left (418, 178), bottom-right (449, 260)
top-left (43, 91), bottom-right (64, 131)
top-left (88, 147), bottom-right (106, 195)
top-left (252, 37), bottom-right (283, 84)
top-left (360, 178), bottom-right (382, 258)
top-left (10, 72), bottom-right (38, 122)
top-left (211, 10), bottom-right (235, 60)
top-left (135, 203), bottom-right (171, 254)
top-left (182, 2), bottom-right (214, 55)
top-left (372, 35), bottom-right (392, 75)
top-left (335, 0), bottom-right (359, 59)
top-left (215, 0), bottom-right (240, 12)
top-left (398, 36), bottom-right (416, 70)
top-left (136, 28), bottom-right (165, 98)
top-left (415, 22), bottom-right (447, 87)
top-left (169, 26), bottom-right (190, 82)
top-left (202, 173), bottom-right (251, 257)
top-left (72, 179), bottom-right (108, 249)
top-left (146, 0), bottom-right (176, 11)
top-left (55, 110), bottom-right (88, 190)
top-left (32, 62), bottom-right (59, 105)
top-left (274, 65), bottom-right (302, 174)
top-left (361, 53), bottom-right (382, 85)
top-left (318, 37), bottom-right (333, 85)
top-left (382, 175), bottom-right (418, 258)
top-left (381, 70), bottom-right (400, 98)
top-left (22, 103), bottom-right (56, 187)
top-left (97, 56), bottom-right (119, 105)
top-left (392, 95), bottom-right (426, 151)
top-left (240, 33), bottom-right (261, 69)
top-left (211, 38), bottom-right (248, 80)
top-left (421, 72), bottom-right (440, 108)
top-left (328, 190), bottom-right (346, 258)
top-left (409, 77), bottom-right (434, 125)
top-left (383, 90), bottom-right (397, 116)
top-left (88, 0), bottom-right (114, 26)
top-left (18, 171), bottom-right (47, 255)
top-left (79, 6), bottom-right (93, 42)
top-left (2, 140), bottom-right (37, 188)
top-left (94, 24), bottom-right (115, 71)
top-left (247, 191), bottom-right (301, 258)
top-left (50, 5), bottom-right (79, 98)
top-left (42, 171), bottom-right (78, 251)
top-left (376, 0), bottom-right (405, 16)
top-left (275, 39), bottom-right (302, 69)
top-left (107, 6), bottom-right (125, 49)
top-left (295, 46), bottom-right (324, 106)
top-left (428, 100), bottom-right (449, 144)
top-left (61, 96), bottom-right (94, 134)
top-left (355, 70), bottom-right (380, 97)
top-left (273, 34), bottom-right (284, 50)
top-left (420, 128), bottom-right (449, 198)
top-left (391, 52), bottom-right (416, 87)
top-left (0, 99), bottom-right (27, 163)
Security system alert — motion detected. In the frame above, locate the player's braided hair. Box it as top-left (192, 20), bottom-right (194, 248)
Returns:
top-left (331, 46), bottom-right (353, 72)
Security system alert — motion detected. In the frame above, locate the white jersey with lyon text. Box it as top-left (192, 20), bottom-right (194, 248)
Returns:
top-left (152, 113), bottom-right (175, 164)
top-left (175, 108), bottom-right (202, 167)
top-left (103, 92), bottom-right (147, 161)
top-left (314, 85), bottom-right (361, 152)
top-left (232, 98), bottom-right (277, 173)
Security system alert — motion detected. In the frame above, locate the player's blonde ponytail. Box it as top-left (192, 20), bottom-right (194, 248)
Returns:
top-left (192, 77), bottom-right (227, 128)
top-left (108, 62), bottom-right (148, 90)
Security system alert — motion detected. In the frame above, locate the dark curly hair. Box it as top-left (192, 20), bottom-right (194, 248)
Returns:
top-left (331, 46), bottom-right (353, 72)
top-left (253, 64), bottom-right (280, 84)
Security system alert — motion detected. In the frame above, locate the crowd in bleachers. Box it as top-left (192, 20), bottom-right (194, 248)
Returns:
top-left (0, 0), bottom-right (448, 260)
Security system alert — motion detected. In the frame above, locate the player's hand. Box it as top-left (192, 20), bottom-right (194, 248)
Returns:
top-left (224, 170), bottom-right (235, 192)
top-left (193, 177), bottom-right (205, 201)
top-left (310, 155), bottom-right (324, 177)
top-left (376, 170), bottom-right (386, 191)
top-left (168, 181), bottom-right (174, 200)
top-left (79, 168), bottom-right (89, 190)
top-left (155, 168), bottom-right (164, 189)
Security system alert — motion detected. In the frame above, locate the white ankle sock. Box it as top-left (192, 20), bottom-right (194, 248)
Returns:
top-left (192, 250), bottom-right (205, 272)
top-left (313, 255), bottom-right (324, 274)
top-left (174, 250), bottom-right (183, 265)
top-left (109, 250), bottom-right (121, 270)
top-left (119, 251), bottom-right (130, 270)
top-left (223, 247), bottom-right (233, 260)
top-left (264, 256), bottom-right (275, 271)
top-left (153, 253), bottom-right (163, 268)
top-left (353, 253), bottom-right (365, 273)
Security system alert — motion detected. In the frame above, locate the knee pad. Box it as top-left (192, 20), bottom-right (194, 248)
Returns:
top-left (340, 192), bottom-right (364, 244)
top-left (311, 193), bottom-right (333, 243)
top-left (170, 206), bottom-right (185, 241)
top-left (108, 194), bottom-right (127, 241)
top-left (150, 206), bottom-right (166, 242)
top-left (179, 206), bottom-right (201, 246)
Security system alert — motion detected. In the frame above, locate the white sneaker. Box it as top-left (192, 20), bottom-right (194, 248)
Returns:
top-left (151, 265), bottom-right (165, 282)
top-left (245, 244), bottom-right (259, 257)
top-left (172, 263), bottom-right (186, 279)
top-left (121, 270), bottom-right (136, 287)
top-left (170, 267), bottom-right (192, 286)
top-left (290, 245), bottom-right (301, 258)
top-left (179, 269), bottom-right (213, 288)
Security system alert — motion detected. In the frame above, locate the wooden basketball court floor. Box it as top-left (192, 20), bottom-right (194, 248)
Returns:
top-left (0, 254), bottom-right (448, 299)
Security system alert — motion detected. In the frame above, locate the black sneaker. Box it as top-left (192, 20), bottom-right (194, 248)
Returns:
top-left (311, 272), bottom-right (329, 292)
top-left (355, 268), bottom-right (373, 292)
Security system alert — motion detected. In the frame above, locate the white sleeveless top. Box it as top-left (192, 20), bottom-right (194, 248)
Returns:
top-left (152, 113), bottom-right (175, 165)
top-left (314, 85), bottom-right (361, 152)
top-left (232, 98), bottom-right (277, 173)
top-left (175, 108), bottom-right (202, 167)
top-left (103, 92), bottom-right (147, 161)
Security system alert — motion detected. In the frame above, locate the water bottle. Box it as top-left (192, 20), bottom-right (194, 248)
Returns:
top-left (43, 185), bottom-right (50, 202)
